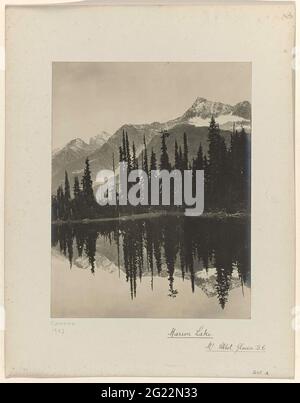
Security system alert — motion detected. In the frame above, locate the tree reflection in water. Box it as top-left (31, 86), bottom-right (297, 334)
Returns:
top-left (52, 216), bottom-right (250, 309)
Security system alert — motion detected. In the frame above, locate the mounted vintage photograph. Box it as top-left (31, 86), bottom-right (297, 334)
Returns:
top-left (51, 62), bottom-right (251, 318)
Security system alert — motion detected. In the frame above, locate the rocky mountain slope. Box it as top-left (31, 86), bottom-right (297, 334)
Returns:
top-left (52, 98), bottom-right (251, 192)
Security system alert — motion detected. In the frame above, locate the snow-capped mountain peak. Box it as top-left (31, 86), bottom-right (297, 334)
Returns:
top-left (178, 97), bottom-right (251, 132)
top-left (183, 98), bottom-right (233, 120)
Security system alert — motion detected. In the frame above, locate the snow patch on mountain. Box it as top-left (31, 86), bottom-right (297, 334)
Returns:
top-left (189, 113), bottom-right (251, 131)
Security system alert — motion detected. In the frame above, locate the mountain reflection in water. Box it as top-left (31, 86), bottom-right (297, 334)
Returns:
top-left (51, 216), bottom-right (250, 318)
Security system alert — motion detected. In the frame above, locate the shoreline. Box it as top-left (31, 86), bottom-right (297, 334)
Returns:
top-left (52, 211), bottom-right (250, 225)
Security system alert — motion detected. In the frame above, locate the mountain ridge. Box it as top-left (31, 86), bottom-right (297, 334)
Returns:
top-left (52, 98), bottom-right (251, 192)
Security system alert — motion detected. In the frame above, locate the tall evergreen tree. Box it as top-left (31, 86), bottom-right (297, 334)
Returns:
top-left (174, 140), bottom-right (180, 170)
top-left (64, 171), bottom-right (71, 201)
top-left (150, 149), bottom-right (157, 171)
top-left (239, 127), bottom-right (250, 208)
top-left (227, 125), bottom-right (250, 210)
top-left (160, 131), bottom-right (171, 171)
top-left (64, 171), bottom-right (71, 219)
top-left (125, 132), bottom-right (131, 169)
top-left (207, 116), bottom-right (233, 209)
top-left (149, 149), bottom-right (157, 207)
top-left (203, 155), bottom-right (208, 170)
top-left (73, 176), bottom-right (81, 199)
top-left (122, 130), bottom-right (126, 162)
top-left (207, 116), bottom-right (222, 207)
top-left (192, 144), bottom-right (204, 200)
top-left (183, 133), bottom-right (189, 170)
top-left (196, 144), bottom-right (204, 170)
top-left (143, 135), bottom-right (148, 174)
top-left (51, 195), bottom-right (58, 221)
top-left (132, 142), bottom-right (138, 170)
top-left (119, 146), bottom-right (124, 162)
top-left (82, 158), bottom-right (94, 206)
top-left (208, 116), bottom-right (219, 163)
top-left (72, 176), bottom-right (81, 219)
top-left (56, 185), bottom-right (65, 220)
top-left (178, 146), bottom-right (183, 172)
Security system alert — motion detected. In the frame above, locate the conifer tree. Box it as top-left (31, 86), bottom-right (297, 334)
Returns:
top-left (207, 116), bottom-right (222, 207)
top-left (191, 158), bottom-right (197, 198)
top-left (149, 149), bottom-right (157, 208)
top-left (218, 136), bottom-right (228, 207)
top-left (227, 125), bottom-right (251, 210)
top-left (196, 144), bottom-right (204, 170)
top-left (178, 146), bottom-right (183, 172)
top-left (64, 171), bottom-right (71, 200)
top-left (64, 171), bottom-right (71, 219)
top-left (119, 146), bottom-right (124, 162)
top-left (122, 130), bottom-right (126, 162)
top-left (73, 176), bottom-right (81, 198)
top-left (160, 131), bottom-right (171, 171)
top-left (51, 195), bottom-right (58, 221)
top-left (125, 132), bottom-right (131, 169)
top-left (203, 155), bottom-right (208, 170)
top-left (150, 149), bottom-right (157, 171)
top-left (56, 185), bottom-right (65, 220)
top-left (112, 153), bottom-right (115, 173)
top-left (183, 133), bottom-right (189, 170)
top-left (72, 176), bottom-right (81, 219)
top-left (239, 127), bottom-right (250, 208)
top-left (82, 158), bottom-right (94, 211)
top-left (143, 135), bottom-right (148, 174)
top-left (132, 142), bottom-right (138, 170)
top-left (174, 140), bottom-right (180, 170)
top-left (192, 143), bottom-right (203, 203)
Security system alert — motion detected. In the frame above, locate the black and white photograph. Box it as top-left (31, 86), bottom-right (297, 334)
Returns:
top-left (51, 62), bottom-right (251, 318)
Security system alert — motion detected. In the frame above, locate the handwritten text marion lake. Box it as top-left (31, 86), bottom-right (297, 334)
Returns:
top-left (168, 327), bottom-right (213, 339)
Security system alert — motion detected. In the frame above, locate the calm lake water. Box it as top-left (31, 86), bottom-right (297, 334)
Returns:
top-left (51, 215), bottom-right (251, 318)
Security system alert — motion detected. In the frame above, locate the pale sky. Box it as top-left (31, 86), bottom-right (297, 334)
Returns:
top-left (52, 62), bottom-right (251, 150)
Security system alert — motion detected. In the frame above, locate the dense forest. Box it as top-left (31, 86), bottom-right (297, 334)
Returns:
top-left (52, 116), bottom-right (250, 221)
